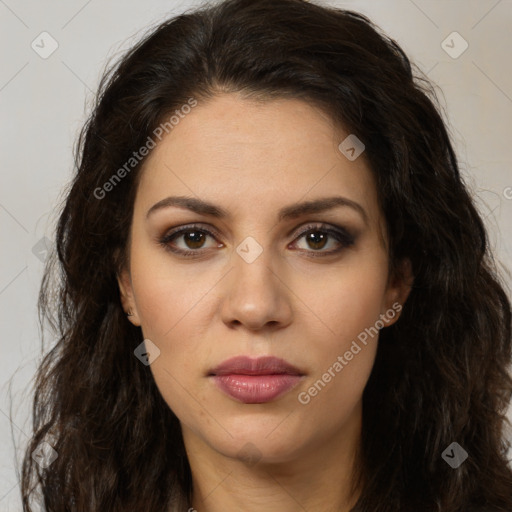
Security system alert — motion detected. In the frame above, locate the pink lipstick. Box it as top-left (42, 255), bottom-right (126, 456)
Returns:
top-left (208, 356), bottom-right (305, 404)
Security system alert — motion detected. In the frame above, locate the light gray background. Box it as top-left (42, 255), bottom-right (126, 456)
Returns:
top-left (1, 0), bottom-right (511, 509)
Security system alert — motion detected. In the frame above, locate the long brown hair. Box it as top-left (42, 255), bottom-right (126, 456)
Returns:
top-left (21, 0), bottom-right (512, 510)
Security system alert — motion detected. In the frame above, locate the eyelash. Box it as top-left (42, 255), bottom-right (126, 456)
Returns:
top-left (159, 223), bottom-right (355, 259)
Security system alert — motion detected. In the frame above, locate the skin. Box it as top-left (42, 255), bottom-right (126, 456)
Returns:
top-left (118, 93), bottom-right (412, 512)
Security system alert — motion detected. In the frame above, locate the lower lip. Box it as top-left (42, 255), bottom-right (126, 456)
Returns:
top-left (211, 374), bottom-right (303, 404)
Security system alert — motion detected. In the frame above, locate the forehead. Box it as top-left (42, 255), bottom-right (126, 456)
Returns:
top-left (147, 93), bottom-right (348, 167)
top-left (136, 93), bottom-right (380, 226)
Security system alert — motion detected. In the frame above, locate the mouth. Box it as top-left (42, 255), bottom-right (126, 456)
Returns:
top-left (208, 356), bottom-right (305, 404)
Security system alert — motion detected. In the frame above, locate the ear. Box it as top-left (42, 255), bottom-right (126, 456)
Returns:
top-left (380, 258), bottom-right (413, 328)
top-left (117, 267), bottom-right (141, 327)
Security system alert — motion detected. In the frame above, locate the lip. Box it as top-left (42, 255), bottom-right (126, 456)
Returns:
top-left (208, 356), bottom-right (305, 404)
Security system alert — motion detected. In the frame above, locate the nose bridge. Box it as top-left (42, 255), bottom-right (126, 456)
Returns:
top-left (220, 234), bottom-right (292, 330)
top-left (233, 234), bottom-right (281, 304)
top-left (234, 235), bottom-right (277, 290)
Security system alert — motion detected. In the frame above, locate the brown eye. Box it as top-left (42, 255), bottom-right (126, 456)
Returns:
top-left (304, 231), bottom-right (329, 250)
top-left (159, 224), bottom-right (222, 256)
top-left (291, 224), bottom-right (355, 256)
top-left (182, 230), bottom-right (207, 249)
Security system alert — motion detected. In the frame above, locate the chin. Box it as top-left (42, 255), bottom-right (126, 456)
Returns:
top-left (197, 419), bottom-right (309, 465)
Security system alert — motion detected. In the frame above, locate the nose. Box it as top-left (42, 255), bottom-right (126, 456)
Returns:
top-left (219, 244), bottom-right (294, 332)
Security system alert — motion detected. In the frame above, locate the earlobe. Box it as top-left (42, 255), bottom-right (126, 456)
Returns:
top-left (382, 258), bottom-right (414, 327)
top-left (116, 268), bottom-right (141, 326)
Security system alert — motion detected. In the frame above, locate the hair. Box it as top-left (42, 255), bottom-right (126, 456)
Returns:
top-left (20, 0), bottom-right (512, 510)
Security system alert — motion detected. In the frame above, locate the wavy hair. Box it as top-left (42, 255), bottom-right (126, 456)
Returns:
top-left (21, 0), bottom-right (512, 510)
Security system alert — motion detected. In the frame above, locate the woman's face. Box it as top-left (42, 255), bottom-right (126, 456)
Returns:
top-left (118, 93), bottom-right (410, 465)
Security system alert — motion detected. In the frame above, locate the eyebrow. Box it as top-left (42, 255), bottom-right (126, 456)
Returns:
top-left (146, 195), bottom-right (368, 225)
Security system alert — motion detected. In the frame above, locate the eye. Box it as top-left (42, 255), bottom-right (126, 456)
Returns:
top-left (159, 224), bottom-right (222, 257)
top-left (290, 223), bottom-right (355, 257)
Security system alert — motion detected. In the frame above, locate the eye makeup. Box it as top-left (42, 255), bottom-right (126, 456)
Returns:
top-left (157, 221), bottom-right (357, 259)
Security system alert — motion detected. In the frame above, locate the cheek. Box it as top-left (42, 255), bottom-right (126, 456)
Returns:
top-left (300, 250), bottom-right (389, 349)
top-left (335, 272), bottom-right (388, 341)
top-left (130, 246), bottom-right (216, 344)
top-left (128, 250), bottom-right (217, 416)
top-left (132, 273), bottom-right (213, 425)
top-left (132, 274), bottom-right (218, 389)
top-left (294, 256), bottom-right (388, 411)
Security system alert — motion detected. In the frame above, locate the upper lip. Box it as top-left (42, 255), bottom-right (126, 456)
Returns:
top-left (208, 356), bottom-right (304, 376)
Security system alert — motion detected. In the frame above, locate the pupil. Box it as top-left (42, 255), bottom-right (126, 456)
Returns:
top-left (307, 232), bottom-right (327, 250)
top-left (185, 231), bottom-right (205, 248)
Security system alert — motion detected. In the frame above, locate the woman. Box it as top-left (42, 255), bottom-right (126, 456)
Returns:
top-left (21, 0), bottom-right (512, 510)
